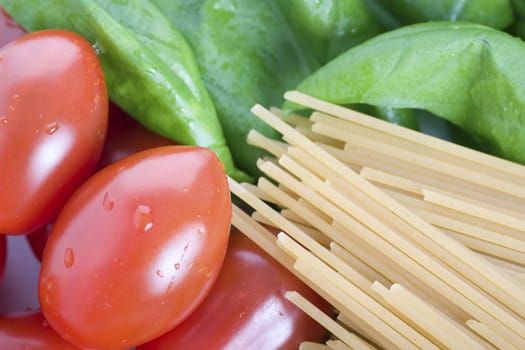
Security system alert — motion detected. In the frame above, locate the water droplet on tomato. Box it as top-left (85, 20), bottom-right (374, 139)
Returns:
top-left (8, 105), bottom-right (15, 111)
top-left (156, 269), bottom-right (164, 278)
top-left (64, 248), bottom-right (75, 268)
top-left (0, 117), bottom-right (8, 124)
top-left (174, 263), bottom-right (181, 270)
top-left (96, 127), bottom-right (104, 142)
top-left (41, 277), bottom-right (53, 291)
top-left (12, 93), bottom-right (20, 102)
top-left (102, 192), bottom-right (114, 211)
top-left (133, 204), bottom-right (154, 233)
top-left (198, 266), bottom-right (212, 279)
top-left (46, 122), bottom-right (60, 134)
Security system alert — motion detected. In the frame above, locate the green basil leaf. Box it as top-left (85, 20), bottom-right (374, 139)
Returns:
top-left (286, 22), bottom-right (525, 164)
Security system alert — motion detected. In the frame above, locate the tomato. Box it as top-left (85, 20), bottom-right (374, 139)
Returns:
top-left (26, 223), bottom-right (52, 262)
top-left (0, 310), bottom-right (81, 349)
top-left (0, 29), bottom-right (108, 234)
top-left (138, 229), bottom-right (331, 350)
top-left (25, 104), bottom-right (174, 261)
top-left (0, 6), bottom-right (25, 48)
top-left (39, 145), bottom-right (231, 350)
top-left (96, 102), bottom-right (176, 170)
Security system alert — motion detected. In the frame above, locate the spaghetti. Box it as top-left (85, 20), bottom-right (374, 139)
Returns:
top-left (229, 91), bottom-right (525, 349)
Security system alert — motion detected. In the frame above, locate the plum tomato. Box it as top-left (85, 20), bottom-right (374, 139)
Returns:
top-left (39, 145), bottom-right (231, 350)
top-left (0, 6), bottom-right (25, 48)
top-left (26, 222), bottom-right (53, 262)
top-left (0, 310), bottom-right (81, 349)
top-left (96, 103), bottom-right (176, 170)
top-left (25, 104), bottom-right (175, 260)
top-left (0, 29), bottom-right (108, 234)
top-left (138, 228), bottom-right (331, 350)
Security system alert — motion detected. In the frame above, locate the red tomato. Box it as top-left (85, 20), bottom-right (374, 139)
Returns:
top-left (0, 310), bottom-right (81, 349)
top-left (96, 102), bottom-right (176, 170)
top-left (0, 6), bottom-right (25, 48)
top-left (138, 229), bottom-right (331, 350)
top-left (0, 29), bottom-right (108, 234)
top-left (25, 104), bottom-right (174, 261)
top-left (26, 223), bottom-right (53, 262)
top-left (39, 146), bottom-right (231, 350)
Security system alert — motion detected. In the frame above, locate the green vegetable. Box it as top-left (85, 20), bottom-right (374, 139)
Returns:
top-left (347, 104), bottom-right (419, 129)
top-left (273, 0), bottom-right (383, 63)
top-left (151, 0), bottom-right (383, 177)
top-left (509, 0), bottom-right (525, 39)
top-left (1, 0), bottom-right (250, 182)
top-left (285, 22), bottom-right (525, 165)
top-left (370, 0), bottom-right (514, 30)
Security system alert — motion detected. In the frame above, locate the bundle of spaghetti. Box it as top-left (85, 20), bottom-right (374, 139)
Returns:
top-left (270, 95), bottom-right (525, 270)
top-left (229, 91), bottom-right (525, 349)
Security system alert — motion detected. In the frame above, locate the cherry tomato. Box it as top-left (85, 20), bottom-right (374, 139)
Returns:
top-left (96, 102), bottom-right (176, 170)
top-left (0, 310), bottom-right (81, 349)
top-left (26, 223), bottom-right (52, 262)
top-left (39, 146), bottom-right (231, 350)
top-left (25, 104), bottom-right (174, 261)
top-left (0, 6), bottom-right (25, 48)
top-left (0, 29), bottom-right (108, 234)
top-left (138, 229), bottom-right (331, 350)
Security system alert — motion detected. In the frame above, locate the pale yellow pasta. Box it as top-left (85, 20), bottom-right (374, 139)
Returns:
top-left (229, 91), bottom-right (525, 349)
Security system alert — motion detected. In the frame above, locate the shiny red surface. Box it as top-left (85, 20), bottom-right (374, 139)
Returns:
top-left (39, 146), bottom-right (231, 349)
top-left (139, 229), bottom-right (330, 350)
top-left (0, 29), bottom-right (108, 234)
top-left (25, 104), bottom-right (175, 262)
top-left (0, 310), bottom-right (81, 349)
top-left (96, 102), bottom-right (176, 170)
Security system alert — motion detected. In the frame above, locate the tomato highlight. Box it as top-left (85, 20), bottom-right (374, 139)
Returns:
top-left (139, 228), bottom-right (331, 350)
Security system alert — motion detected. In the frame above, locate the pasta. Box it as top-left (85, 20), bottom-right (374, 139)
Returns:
top-left (229, 91), bottom-right (525, 349)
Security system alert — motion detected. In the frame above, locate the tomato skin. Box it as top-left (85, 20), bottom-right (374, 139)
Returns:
top-left (25, 104), bottom-right (174, 261)
top-left (0, 310), bottom-right (82, 349)
top-left (96, 102), bottom-right (176, 170)
top-left (0, 7), bottom-right (25, 48)
top-left (26, 222), bottom-right (52, 262)
top-left (0, 29), bottom-right (108, 234)
top-left (39, 146), bottom-right (231, 350)
top-left (138, 229), bottom-right (330, 350)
